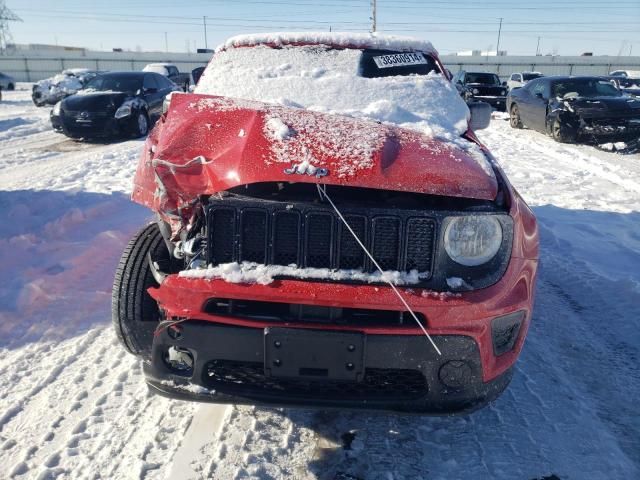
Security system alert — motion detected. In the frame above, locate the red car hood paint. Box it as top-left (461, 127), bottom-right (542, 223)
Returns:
top-left (132, 94), bottom-right (497, 219)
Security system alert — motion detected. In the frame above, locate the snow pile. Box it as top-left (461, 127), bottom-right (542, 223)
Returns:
top-left (195, 42), bottom-right (470, 142)
top-left (179, 261), bottom-right (426, 285)
top-left (217, 31), bottom-right (437, 55)
top-left (264, 116), bottom-right (293, 141)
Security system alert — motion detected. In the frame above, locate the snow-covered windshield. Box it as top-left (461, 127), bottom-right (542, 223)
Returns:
top-left (83, 74), bottom-right (142, 94)
top-left (552, 79), bottom-right (621, 98)
top-left (195, 44), bottom-right (470, 140)
top-left (143, 64), bottom-right (169, 76)
top-left (466, 73), bottom-right (500, 85)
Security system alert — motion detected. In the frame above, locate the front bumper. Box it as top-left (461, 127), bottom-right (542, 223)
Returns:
top-left (145, 322), bottom-right (514, 414)
top-left (472, 95), bottom-right (507, 111)
top-left (145, 253), bottom-right (536, 413)
top-left (51, 112), bottom-right (136, 138)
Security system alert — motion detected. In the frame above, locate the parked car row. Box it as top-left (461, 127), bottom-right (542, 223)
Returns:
top-left (31, 62), bottom-right (203, 108)
top-left (507, 75), bottom-right (640, 146)
top-left (32, 62), bottom-right (206, 140)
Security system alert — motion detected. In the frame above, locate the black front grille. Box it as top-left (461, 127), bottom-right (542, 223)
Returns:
top-left (203, 360), bottom-right (428, 401)
top-left (63, 109), bottom-right (111, 120)
top-left (206, 198), bottom-right (436, 281)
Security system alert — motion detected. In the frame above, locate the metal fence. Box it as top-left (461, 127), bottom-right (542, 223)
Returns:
top-left (440, 55), bottom-right (640, 81)
top-left (0, 56), bottom-right (211, 82)
top-left (1, 53), bottom-right (639, 82)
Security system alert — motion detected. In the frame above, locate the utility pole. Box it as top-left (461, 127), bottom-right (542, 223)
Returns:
top-left (164, 32), bottom-right (168, 53)
top-left (203, 16), bottom-right (208, 49)
top-left (536, 36), bottom-right (541, 56)
top-left (496, 17), bottom-right (503, 56)
top-left (371, 0), bottom-right (377, 33)
top-left (0, 0), bottom-right (22, 54)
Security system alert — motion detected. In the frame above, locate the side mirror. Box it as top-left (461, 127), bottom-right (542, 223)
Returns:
top-left (144, 87), bottom-right (158, 94)
top-left (468, 101), bottom-right (491, 131)
top-left (191, 67), bottom-right (205, 85)
top-left (534, 92), bottom-right (544, 99)
top-left (502, 81), bottom-right (507, 86)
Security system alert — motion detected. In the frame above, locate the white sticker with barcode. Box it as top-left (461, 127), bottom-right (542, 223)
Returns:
top-left (373, 53), bottom-right (427, 69)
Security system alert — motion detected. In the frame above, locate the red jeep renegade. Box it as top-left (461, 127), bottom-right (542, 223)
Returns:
top-left (112, 33), bottom-right (538, 413)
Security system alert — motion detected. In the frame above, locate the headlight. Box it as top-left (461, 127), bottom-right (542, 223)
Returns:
top-left (472, 88), bottom-right (479, 95)
top-left (444, 216), bottom-right (502, 266)
top-left (114, 105), bottom-right (132, 119)
top-left (501, 89), bottom-right (507, 96)
top-left (52, 101), bottom-right (62, 116)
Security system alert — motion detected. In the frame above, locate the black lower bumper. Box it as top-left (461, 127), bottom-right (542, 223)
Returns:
top-left (144, 321), bottom-right (513, 414)
top-left (51, 114), bottom-right (136, 139)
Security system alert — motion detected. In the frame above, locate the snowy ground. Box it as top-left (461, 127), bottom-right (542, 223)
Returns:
top-left (0, 87), bottom-right (638, 480)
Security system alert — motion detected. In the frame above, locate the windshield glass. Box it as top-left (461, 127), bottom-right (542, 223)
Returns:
top-left (83, 74), bottom-right (142, 94)
top-left (195, 45), bottom-right (470, 140)
top-left (552, 78), bottom-right (621, 98)
top-left (523, 73), bottom-right (543, 81)
top-left (466, 73), bottom-right (500, 85)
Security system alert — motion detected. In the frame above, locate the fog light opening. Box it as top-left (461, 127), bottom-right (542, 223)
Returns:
top-left (439, 360), bottom-right (473, 390)
top-left (164, 346), bottom-right (194, 375)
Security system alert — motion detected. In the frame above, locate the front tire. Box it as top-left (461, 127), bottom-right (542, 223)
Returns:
top-left (134, 111), bottom-right (149, 138)
top-left (112, 223), bottom-right (171, 358)
top-left (551, 118), bottom-right (577, 143)
top-left (510, 104), bottom-right (523, 129)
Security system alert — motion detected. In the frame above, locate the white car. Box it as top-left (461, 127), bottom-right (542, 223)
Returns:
top-left (507, 72), bottom-right (544, 90)
top-left (609, 70), bottom-right (640, 79)
top-left (0, 72), bottom-right (16, 91)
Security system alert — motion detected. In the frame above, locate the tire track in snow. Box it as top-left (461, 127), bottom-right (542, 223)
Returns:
top-left (0, 330), bottom-right (101, 433)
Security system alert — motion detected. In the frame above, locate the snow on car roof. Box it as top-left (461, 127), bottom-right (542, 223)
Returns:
top-left (216, 31), bottom-right (438, 56)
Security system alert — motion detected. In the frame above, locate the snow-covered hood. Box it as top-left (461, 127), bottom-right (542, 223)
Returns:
top-left (132, 94), bottom-right (497, 217)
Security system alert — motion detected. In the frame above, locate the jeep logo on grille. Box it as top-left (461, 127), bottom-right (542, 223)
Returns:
top-left (283, 163), bottom-right (329, 178)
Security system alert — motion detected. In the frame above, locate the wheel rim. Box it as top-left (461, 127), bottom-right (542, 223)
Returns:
top-left (553, 121), bottom-right (561, 137)
top-left (510, 106), bottom-right (519, 127)
top-left (138, 114), bottom-right (148, 135)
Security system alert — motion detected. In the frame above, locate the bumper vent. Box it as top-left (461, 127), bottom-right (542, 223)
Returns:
top-left (203, 360), bottom-right (428, 401)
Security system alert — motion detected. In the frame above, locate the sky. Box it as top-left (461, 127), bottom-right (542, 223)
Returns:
top-left (5, 0), bottom-right (640, 56)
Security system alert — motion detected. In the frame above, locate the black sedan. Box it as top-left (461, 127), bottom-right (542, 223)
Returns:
top-left (507, 76), bottom-right (640, 143)
top-left (452, 70), bottom-right (508, 111)
top-left (51, 71), bottom-right (180, 139)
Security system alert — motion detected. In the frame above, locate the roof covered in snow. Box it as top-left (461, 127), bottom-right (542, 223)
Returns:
top-left (216, 32), bottom-right (438, 56)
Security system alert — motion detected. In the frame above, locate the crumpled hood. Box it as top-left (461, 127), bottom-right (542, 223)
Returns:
top-left (132, 94), bottom-right (497, 221)
top-left (567, 95), bottom-right (640, 117)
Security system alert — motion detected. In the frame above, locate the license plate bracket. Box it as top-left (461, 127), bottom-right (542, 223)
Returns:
top-left (264, 327), bottom-right (365, 382)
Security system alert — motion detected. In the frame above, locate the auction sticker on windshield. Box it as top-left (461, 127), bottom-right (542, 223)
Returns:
top-left (373, 52), bottom-right (427, 69)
